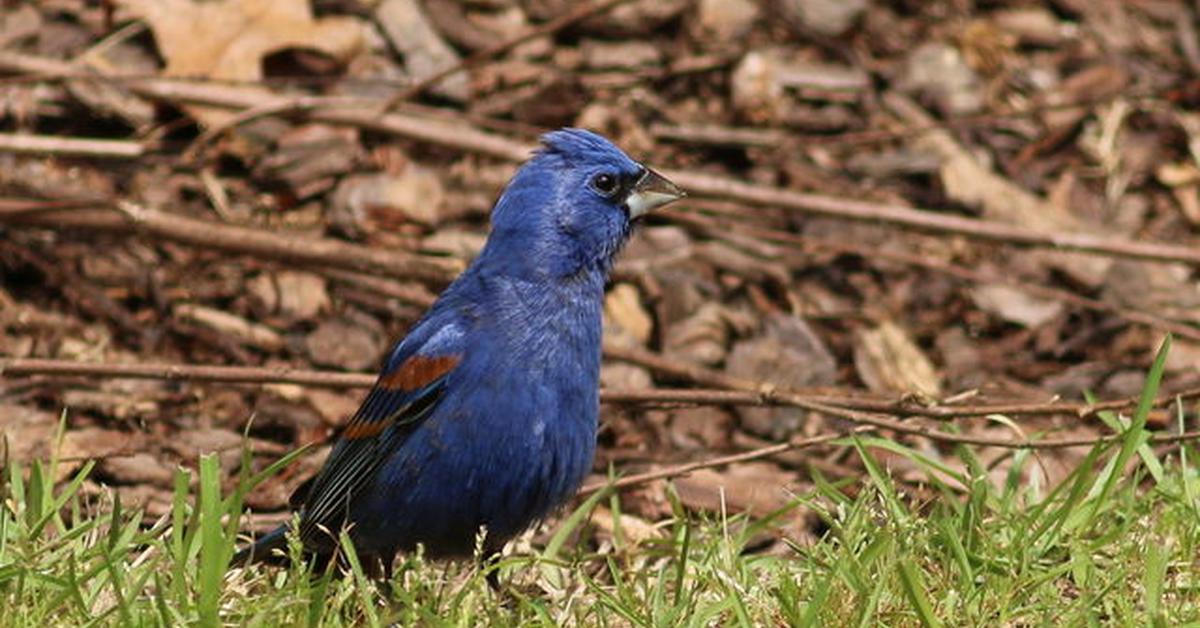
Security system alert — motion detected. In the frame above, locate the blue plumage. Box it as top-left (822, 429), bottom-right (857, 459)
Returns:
top-left (235, 129), bottom-right (684, 575)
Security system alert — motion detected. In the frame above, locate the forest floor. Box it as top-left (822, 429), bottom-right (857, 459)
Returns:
top-left (2, 0), bottom-right (1200, 624)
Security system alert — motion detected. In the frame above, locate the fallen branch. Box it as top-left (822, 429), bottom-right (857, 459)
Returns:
top-left (0, 133), bottom-right (145, 159)
top-left (581, 425), bottom-right (1200, 494)
top-left (579, 428), bottom-right (875, 495)
top-left (665, 209), bottom-right (1200, 342)
top-left (5, 356), bottom-right (1196, 422)
top-left (0, 198), bottom-right (461, 285)
top-left (601, 343), bottom-right (1200, 424)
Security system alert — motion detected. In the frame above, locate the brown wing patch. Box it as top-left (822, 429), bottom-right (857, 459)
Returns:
top-left (378, 354), bottom-right (461, 392)
top-left (342, 419), bottom-right (392, 441)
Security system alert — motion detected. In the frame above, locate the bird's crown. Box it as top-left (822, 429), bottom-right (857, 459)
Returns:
top-left (537, 128), bottom-right (638, 169)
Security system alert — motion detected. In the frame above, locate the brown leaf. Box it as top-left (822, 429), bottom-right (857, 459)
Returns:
top-left (692, 0), bottom-right (760, 42)
top-left (604, 283), bottom-right (653, 346)
top-left (118, 0), bottom-right (364, 125)
top-left (669, 405), bottom-right (733, 450)
top-left (173, 303), bottom-right (285, 352)
top-left (673, 463), bottom-right (804, 519)
top-left (0, 403), bottom-right (58, 464)
top-left (853, 320), bottom-right (942, 399)
top-left (972, 284), bottom-right (1064, 328)
top-left (100, 453), bottom-right (176, 487)
top-left (332, 166), bottom-right (448, 229)
top-left (375, 0), bottom-right (469, 102)
top-left (664, 302), bottom-right (730, 366)
top-left (887, 93), bottom-right (1113, 287)
top-left (726, 314), bottom-right (837, 439)
top-left (166, 427), bottom-right (244, 472)
top-left (246, 270), bottom-right (330, 322)
top-left (304, 311), bottom-right (387, 371)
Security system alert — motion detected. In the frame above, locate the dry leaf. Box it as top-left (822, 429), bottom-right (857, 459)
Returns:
top-left (247, 270), bottom-right (330, 322)
top-left (119, 0), bottom-right (364, 125)
top-left (100, 453), bottom-right (177, 487)
top-left (375, 0), bottom-right (469, 102)
top-left (726, 314), bottom-right (837, 439)
top-left (305, 312), bottom-right (387, 371)
top-left (1104, 261), bottom-right (1200, 326)
top-left (174, 303), bottom-right (285, 352)
top-left (0, 403), bottom-right (58, 464)
top-left (972, 283), bottom-right (1064, 328)
top-left (886, 93), bottom-right (1113, 287)
top-left (664, 302), bottom-right (730, 365)
top-left (853, 320), bottom-right (942, 398)
top-left (604, 283), bottom-right (653, 346)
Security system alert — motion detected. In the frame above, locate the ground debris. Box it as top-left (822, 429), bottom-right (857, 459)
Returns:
top-left (2, 0), bottom-right (1199, 550)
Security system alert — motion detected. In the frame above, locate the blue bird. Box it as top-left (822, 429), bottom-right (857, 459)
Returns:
top-left (234, 128), bottom-right (685, 578)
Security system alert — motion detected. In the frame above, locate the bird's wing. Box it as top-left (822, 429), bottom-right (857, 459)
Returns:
top-left (296, 320), bottom-right (465, 547)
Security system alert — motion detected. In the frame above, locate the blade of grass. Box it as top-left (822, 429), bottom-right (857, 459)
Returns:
top-left (1144, 537), bottom-right (1169, 628)
top-left (338, 531), bottom-right (381, 628)
top-left (196, 453), bottom-right (225, 626)
top-left (1083, 335), bottom-right (1171, 529)
top-left (897, 557), bottom-right (943, 628)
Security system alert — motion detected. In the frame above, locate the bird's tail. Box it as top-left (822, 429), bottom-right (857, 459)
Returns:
top-left (231, 524), bottom-right (291, 568)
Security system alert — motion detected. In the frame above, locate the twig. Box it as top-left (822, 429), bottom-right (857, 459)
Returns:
top-left (0, 133), bottom-right (145, 159)
top-left (182, 95), bottom-right (362, 163)
top-left (0, 198), bottom-right (462, 283)
top-left (5, 356), bottom-right (1198, 422)
top-left (601, 343), bottom-right (1200, 421)
top-left (316, 268), bottom-right (438, 309)
top-left (666, 209), bottom-right (1200, 342)
top-left (661, 169), bottom-right (1200, 267)
top-left (650, 123), bottom-right (788, 148)
top-left (121, 201), bottom-right (462, 283)
top-left (777, 396), bottom-right (1198, 450)
top-left (579, 428), bottom-right (875, 495)
top-left (0, 358), bottom-right (375, 388)
top-left (580, 426), bottom-right (1200, 494)
top-left (0, 198), bottom-right (106, 213)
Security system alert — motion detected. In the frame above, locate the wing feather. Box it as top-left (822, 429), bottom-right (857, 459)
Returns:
top-left (295, 322), bottom-right (464, 548)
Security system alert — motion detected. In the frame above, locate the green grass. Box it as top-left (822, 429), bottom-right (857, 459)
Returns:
top-left (2, 339), bottom-right (1199, 626)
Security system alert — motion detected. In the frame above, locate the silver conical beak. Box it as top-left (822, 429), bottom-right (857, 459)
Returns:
top-left (626, 167), bottom-right (685, 218)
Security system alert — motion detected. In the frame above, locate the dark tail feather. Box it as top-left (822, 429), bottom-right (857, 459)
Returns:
top-left (231, 524), bottom-right (291, 568)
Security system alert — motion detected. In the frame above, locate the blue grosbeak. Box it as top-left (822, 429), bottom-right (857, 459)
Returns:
top-left (235, 129), bottom-right (684, 577)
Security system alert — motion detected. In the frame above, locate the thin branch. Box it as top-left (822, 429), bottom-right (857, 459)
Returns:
top-left (579, 428), bottom-right (1200, 494)
top-left (661, 169), bottom-right (1200, 267)
top-left (0, 133), bottom-right (145, 159)
top-left (6, 355), bottom-right (1199, 493)
top-left (666, 209), bottom-right (1200, 342)
top-left (0, 358), bottom-right (375, 388)
top-left (5, 357), bottom-right (1197, 422)
top-left (579, 428), bottom-right (875, 495)
top-left (600, 344), bottom-right (1200, 422)
top-left (0, 198), bottom-right (461, 284)
top-left (182, 95), bottom-right (361, 163)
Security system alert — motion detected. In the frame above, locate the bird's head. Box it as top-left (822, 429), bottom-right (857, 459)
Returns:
top-left (483, 128), bottom-right (685, 279)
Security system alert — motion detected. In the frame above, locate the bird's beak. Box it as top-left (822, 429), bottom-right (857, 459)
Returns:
top-left (626, 167), bottom-right (685, 218)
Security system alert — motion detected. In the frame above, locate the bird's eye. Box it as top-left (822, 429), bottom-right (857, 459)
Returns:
top-left (591, 173), bottom-right (619, 196)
